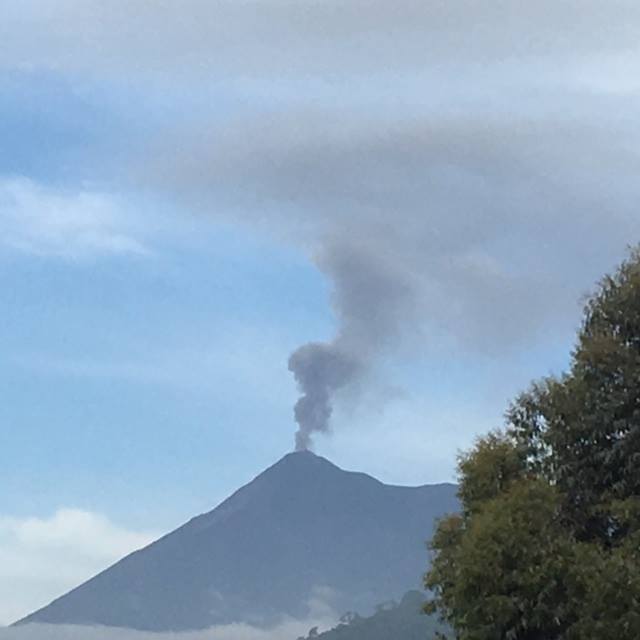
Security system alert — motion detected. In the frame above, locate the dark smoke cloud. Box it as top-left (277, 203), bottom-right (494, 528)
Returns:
top-left (16, 0), bottom-right (639, 448)
top-left (288, 243), bottom-right (416, 450)
top-left (288, 342), bottom-right (360, 450)
top-left (151, 108), bottom-right (640, 449)
top-left (163, 107), bottom-right (640, 449)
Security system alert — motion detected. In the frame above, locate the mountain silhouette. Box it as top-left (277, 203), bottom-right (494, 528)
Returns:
top-left (17, 451), bottom-right (458, 631)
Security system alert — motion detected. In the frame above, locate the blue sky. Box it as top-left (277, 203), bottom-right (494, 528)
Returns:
top-left (2, 0), bottom-right (640, 624)
top-left (0, 218), bottom-right (329, 521)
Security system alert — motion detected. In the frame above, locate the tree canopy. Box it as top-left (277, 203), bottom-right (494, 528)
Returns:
top-left (425, 249), bottom-right (640, 639)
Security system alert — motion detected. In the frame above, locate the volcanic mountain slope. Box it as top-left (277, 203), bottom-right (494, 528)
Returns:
top-left (17, 451), bottom-right (458, 632)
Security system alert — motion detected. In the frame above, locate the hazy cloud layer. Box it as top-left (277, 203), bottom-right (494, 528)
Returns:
top-left (158, 96), bottom-right (640, 446)
top-left (4, 1), bottom-right (640, 444)
top-left (0, 510), bottom-right (156, 625)
top-left (2, 1), bottom-right (640, 77)
top-left (0, 619), bottom-right (331, 640)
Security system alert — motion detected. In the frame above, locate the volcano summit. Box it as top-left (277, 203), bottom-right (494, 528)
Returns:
top-left (17, 451), bottom-right (458, 632)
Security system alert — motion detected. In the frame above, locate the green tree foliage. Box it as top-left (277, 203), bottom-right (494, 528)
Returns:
top-left (425, 250), bottom-right (640, 639)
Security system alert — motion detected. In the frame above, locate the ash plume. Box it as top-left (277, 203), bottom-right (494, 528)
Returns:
top-left (288, 243), bottom-right (414, 450)
top-left (288, 342), bottom-right (361, 451)
top-left (124, 0), bottom-right (640, 453)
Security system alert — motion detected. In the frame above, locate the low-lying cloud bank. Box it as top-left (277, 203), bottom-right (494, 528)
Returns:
top-left (0, 620), bottom-right (330, 640)
top-left (0, 510), bottom-right (156, 626)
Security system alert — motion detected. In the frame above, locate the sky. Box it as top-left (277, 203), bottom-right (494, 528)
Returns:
top-left (2, 0), bottom-right (640, 628)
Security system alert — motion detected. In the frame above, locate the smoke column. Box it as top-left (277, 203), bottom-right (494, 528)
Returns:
top-left (288, 341), bottom-right (360, 451)
top-left (288, 242), bottom-right (413, 450)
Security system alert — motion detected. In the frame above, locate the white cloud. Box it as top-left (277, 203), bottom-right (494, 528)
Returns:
top-left (0, 510), bottom-right (157, 625)
top-left (0, 177), bottom-right (149, 259)
top-left (0, 509), bottom-right (337, 635)
top-left (0, 619), bottom-right (331, 640)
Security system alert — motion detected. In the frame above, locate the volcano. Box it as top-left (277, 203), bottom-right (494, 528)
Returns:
top-left (16, 451), bottom-right (458, 631)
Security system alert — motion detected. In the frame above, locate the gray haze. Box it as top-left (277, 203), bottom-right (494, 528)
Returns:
top-left (289, 243), bottom-right (413, 449)
top-left (167, 107), bottom-right (640, 448)
top-left (288, 342), bottom-right (359, 451)
top-left (4, 1), bottom-right (640, 448)
top-left (0, 621), bottom-right (324, 640)
top-left (132, 1), bottom-right (640, 448)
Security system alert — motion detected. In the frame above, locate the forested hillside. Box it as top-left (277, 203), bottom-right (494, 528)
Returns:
top-left (296, 591), bottom-right (447, 640)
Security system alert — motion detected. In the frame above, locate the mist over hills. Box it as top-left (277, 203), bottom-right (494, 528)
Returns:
top-left (297, 591), bottom-right (447, 640)
top-left (17, 451), bottom-right (458, 632)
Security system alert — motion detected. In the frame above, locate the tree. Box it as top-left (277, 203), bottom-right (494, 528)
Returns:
top-left (426, 434), bottom-right (578, 639)
top-left (426, 249), bottom-right (640, 639)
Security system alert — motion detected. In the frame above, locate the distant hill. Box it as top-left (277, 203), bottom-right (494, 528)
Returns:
top-left (17, 451), bottom-right (458, 631)
top-left (297, 591), bottom-right (448, 640)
